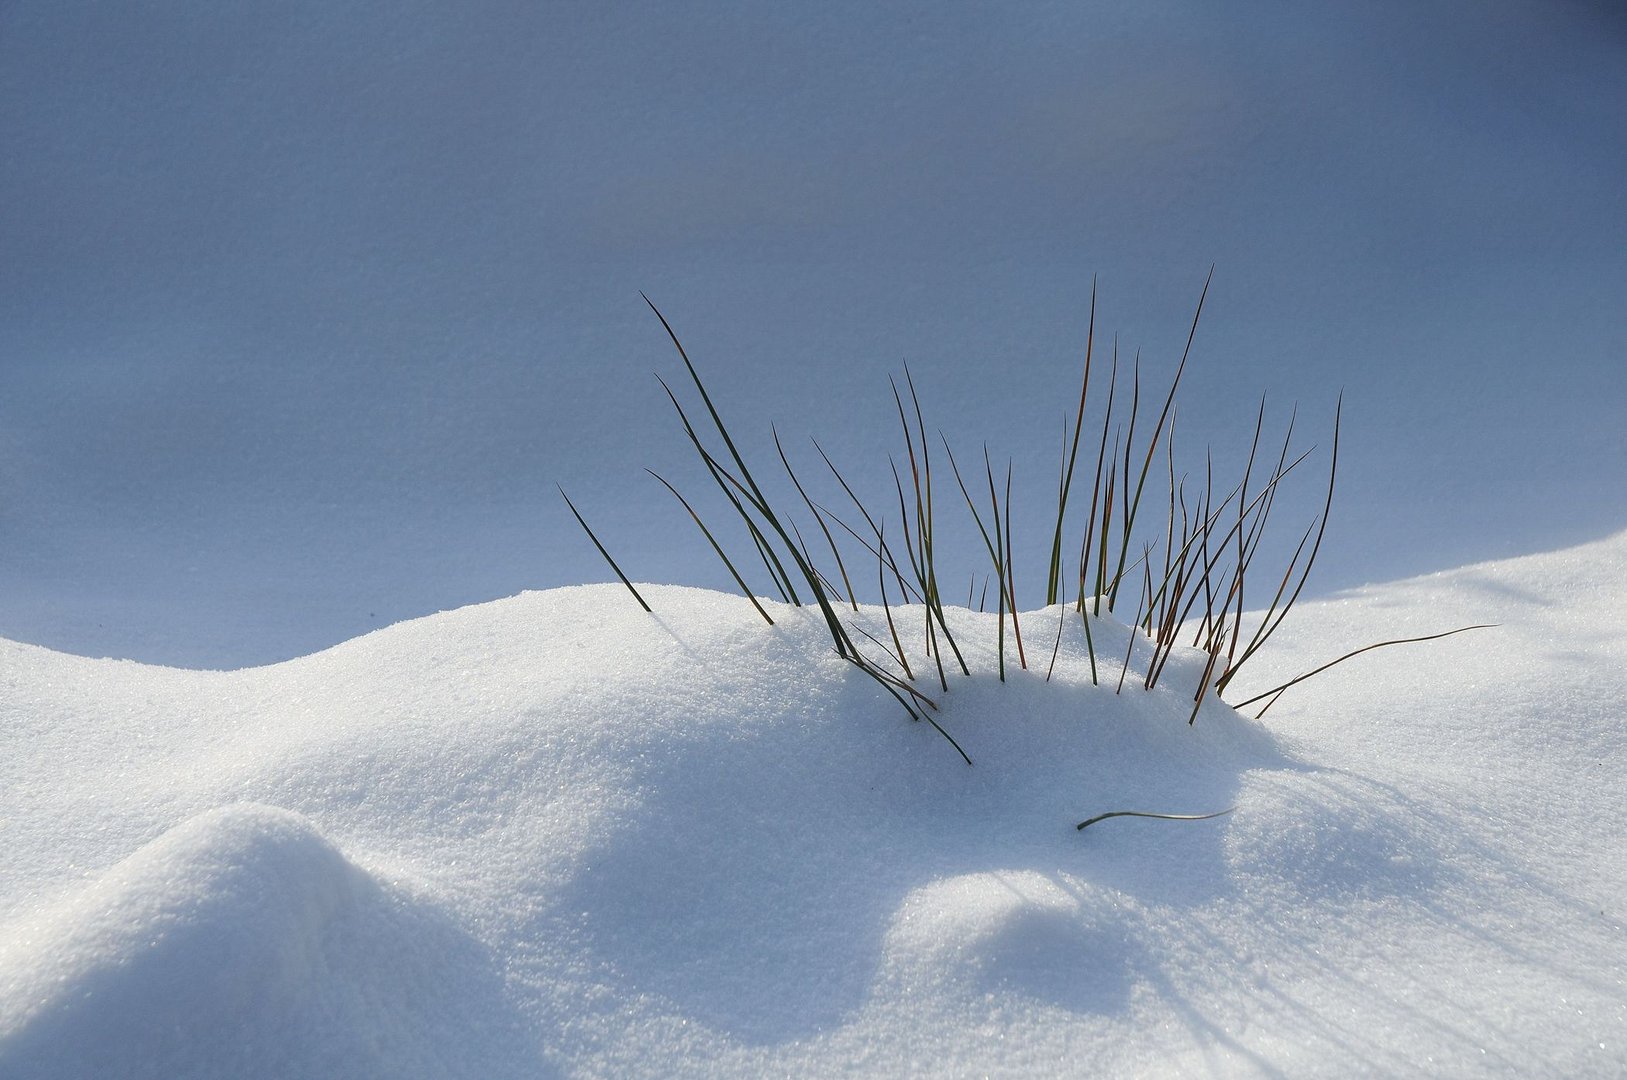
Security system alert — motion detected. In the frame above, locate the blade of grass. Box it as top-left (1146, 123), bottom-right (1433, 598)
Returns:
top-left (1003, 458), bottom-right (1027, 669)
top-left (1094, 425), bottom-right (1121, 615)
top-left (1221, 392), bottom-right (1341, 689)
top-left (1231, 624), bottom-right (1496, 714)
top-left (657, 374), bottom-right (800, 605)
top-left (1116, 545), bottom-right (1151, 694)
top-left (558, 485), bottom-right (651, 613)
top-left (892, 457), bottom-right (950, 691)
top-left (1077, 807), bottom-right (1234, 831)
top-left (646, 297), bottom-right (862, 660)
top-left (775, 427), bottom-right (858, 610)
top-left (944, 436), bottom-right (1011, 679)
top-left (1111, 354), bottom-right (1141, 609)
top-left (877, 521), bottom-right (914, 680)
top-left (1224, 395), bottom-right (1269, 671)
top-left (814, 497), bottom-right (924, 604)
top-left (1046, 583), bottom-right (1068, 683)
top-left (845, 651), bottom-right (971, 765)
top-left (1140, 444), bottom-right (1318, 692)
top-left (900, 366), bottom-right (971, 677)
top-left (1079, 341), bottom-right (1118, 614)
top-left (812, 438), bottom-right (908, 592)
top-left (1108, 267), bottom-right (1212, 608)
top-left (646, 469), bottom-right (774, 624)
top-left (1048, 279), bottom-right (1097, 605)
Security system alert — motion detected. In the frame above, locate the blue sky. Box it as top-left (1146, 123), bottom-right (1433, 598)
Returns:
top-left (2, 0), bottom-right (1623, 666)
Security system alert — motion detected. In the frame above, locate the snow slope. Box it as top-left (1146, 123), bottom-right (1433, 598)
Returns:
top-left (2, 533), bottom-right (1625, 1077)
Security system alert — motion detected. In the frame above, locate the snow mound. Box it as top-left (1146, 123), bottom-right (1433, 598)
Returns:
top-left (3, 532), bottom-right (1627, 1076)
top-left (880, 870), bottom-right (1137, 1014)
top-left (0, 805), bottom-right (533, 1080)
top-left (0, 806), bottom-right (361, 1058)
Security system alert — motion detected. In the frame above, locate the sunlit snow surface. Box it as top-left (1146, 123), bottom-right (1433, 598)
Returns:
top-left (3, 534), bottom-right (1625, 1077)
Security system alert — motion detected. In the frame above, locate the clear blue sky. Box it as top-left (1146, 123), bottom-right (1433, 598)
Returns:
top-left (2, 0), bottom-right (1623, 666)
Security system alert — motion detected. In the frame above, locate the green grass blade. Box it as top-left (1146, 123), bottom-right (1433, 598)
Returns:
top-left (775, 427), bottom-right (858, 610)
top-left (647, 469), bottom-right (774, 624)
top-left (1220, 393), bottom-right (1341, 688)
top-left (558, 486), bottom-right (651, 613)
top-left (1049, 279), bottom-right (1097, 605)
top-left (1109, 267), bottom-right (1212, 608)
top-left (656, 374), bottom-right (802, 605)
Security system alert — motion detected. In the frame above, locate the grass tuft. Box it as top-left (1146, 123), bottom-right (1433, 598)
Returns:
top-left (567, 280), bottom-right (1477, 775)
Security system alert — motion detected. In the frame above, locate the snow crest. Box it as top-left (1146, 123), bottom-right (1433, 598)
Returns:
top-left (0, 804), bottom-right (534, 1080)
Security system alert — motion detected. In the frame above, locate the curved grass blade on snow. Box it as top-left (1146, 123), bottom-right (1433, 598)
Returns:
top-left (645, 296), bottom-right (856, 659)
top-left (1078, 595), bottom-right (1100, 684)
top-left (775, 427), bottom-right (858, 610)
top-left (790, 518), bottom-right (849, 606)
top-left (813, 439), bottom-right (921, 603)
top-left (647, 469), bottom-right (774, 624)
top-left (812, 496), bottom-right (924, 605)
top-left (657, 374), bottom-right (800, 606)
top-left (990, 452), bottom-right (1007, 681)
top-left (1091, 424), bottom-right (1121, 615)
top-left (1076, 807), bottom-right (1235, 831)
top-left (649, 297), bottom-right (970, 747)
top-left (1116, 544), bottom-right (1153, 694)
top-left (644, 299), bottom-right (859, 650)
top-left (1045, 588), bottom-right (1086, 684)
top-left (1141, 445), bottom-right (1318, 693)
top-left (844, 650), bottom-right (971, 766)
top-left (1218, 392), bottom-right (1341, 693)
top-left (849, 622), bottom-right (914, 683)
top-left (558, 485), bottom-right (651, 613)
top-left (890, 458), bottom-right (951, 691)
top-left (1221, 395), bottom-right (1269, 667)
top-left (1230, 623), bottom-right (1496, 716)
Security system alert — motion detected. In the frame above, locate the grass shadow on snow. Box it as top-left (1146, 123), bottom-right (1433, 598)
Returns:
top-left (531, 592), bottom-right (1552, 1050)
top-left (536, 596), bottom-right (1315, 1044)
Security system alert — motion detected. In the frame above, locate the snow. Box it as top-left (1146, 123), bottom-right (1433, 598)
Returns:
top-left (2, 3), bottom-right (1623, 1072)
top-left (4, 534), bottom-right (1624, 1076)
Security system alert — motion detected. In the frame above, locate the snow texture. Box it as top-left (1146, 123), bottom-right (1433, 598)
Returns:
top-left (3, 533), bottom-right (1624, 1077)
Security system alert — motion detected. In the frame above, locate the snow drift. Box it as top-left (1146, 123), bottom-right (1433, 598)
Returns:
top-left (2, 533), bottom-right (1625, 1076)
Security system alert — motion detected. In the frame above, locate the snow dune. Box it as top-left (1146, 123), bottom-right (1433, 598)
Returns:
top-left (2, 533), bottom-right (1624, 1077)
